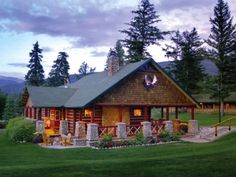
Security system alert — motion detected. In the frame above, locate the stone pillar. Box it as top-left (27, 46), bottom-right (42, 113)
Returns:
top-left (164, 120), bottom-right (173, 134)
top-left (188, 120), bottom-right (199, 134)
top-left (74, 121), bottom-right (86, 138)
top-left (141, 121), bottom-right (152, 137)
top-left (36, 120), bottom-right (44, 133)
top-left (116, 122), bottom-right (127, 139)
top-left (86, 123), bottom-right (98, 146)
top-left (59, 120), bottom-right (68, 135)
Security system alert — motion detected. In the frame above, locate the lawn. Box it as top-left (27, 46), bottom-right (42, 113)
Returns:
top-left (176, 112), bottom-right (236, 126)
top-left (1, 131), bottom-right (236, 177)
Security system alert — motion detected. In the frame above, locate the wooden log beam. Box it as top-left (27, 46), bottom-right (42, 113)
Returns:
top-left (166, 107), bottom-right (169, 120)
top-left (191, 107), bottom-right (195, 120)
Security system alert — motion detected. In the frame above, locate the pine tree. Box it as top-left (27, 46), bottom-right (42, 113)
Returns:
top-left (3, 95), bottom-right (16, 121)
top-left (207, 0), bottom-right (236, 117)
top-left (0, 90), bottom-right (6, 119)
top-left (120, 0), bottom-right (168, 62)
top-left (78, 62), bottom-right (96, 77)
top-left (25, 41), bottom-right (45, 86)
top-left (114, 40), bottom-right (125, 66)
top-left (164, 28), bottom-right (205, 94)
top-left (47, 52), bottom-right (70, 87)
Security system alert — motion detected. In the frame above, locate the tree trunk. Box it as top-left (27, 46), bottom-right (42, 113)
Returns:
top-left (220, 99), bottom-right (224, 118)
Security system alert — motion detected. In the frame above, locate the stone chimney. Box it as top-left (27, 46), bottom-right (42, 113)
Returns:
top-left (107, 50), bottom-right (119, 76)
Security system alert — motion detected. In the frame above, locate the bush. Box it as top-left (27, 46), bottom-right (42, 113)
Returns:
top-left (0, 120), bottom-right (7, 129)
top-left (32, 132), bottom-right (43, 143)
top-left (135, 132), bottom-right (147, 144)
top-left (99, 134), bottom-right (113, 148)
top-left (158, 130), bottom-right (171, 142)
top-left (6, 117), bottom-right (35, 143)
top-left (170, 132), bottom-right (181, 141)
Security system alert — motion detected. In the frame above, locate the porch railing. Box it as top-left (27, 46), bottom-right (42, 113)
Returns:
top-left (98, 125), bottom-right (117, 137)
top-left (126, 125), bottom-right (142, 136)
top-left (151, 120), bottom-right (164, 135)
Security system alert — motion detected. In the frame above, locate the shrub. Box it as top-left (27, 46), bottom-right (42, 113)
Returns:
top-left (99, 134), bottom-right (113, 148)
top-left (32, 132), bottom-right (43, 143)
top-left (6, 117), bottom-right (35, 143)
top-left (135, 132), bottom-right (147, 144)
top-left (0, 120), bottom-right (7, 129)
top-left (170, 132), bottom-right (181, 141)
top-left (158, 130), bottom-right (171, 142)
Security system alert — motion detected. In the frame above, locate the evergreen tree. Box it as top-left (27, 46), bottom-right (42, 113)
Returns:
top-left (25, 41), bottom-right (45, 86)
top-left (207, 0), bottom-right (236, 117)
top-left (164, 28), bottom-right (205, 94)
top-left (0, 90), bottom-right (6, 119)
top-left (120, 0), bottom-right (168, 62)
top-left (78, 62), bottom-right (96, 77)
top-left (47, 52), bottom-right (70, 87)
top-left (3, 95), bottom-right (16, 121)
top-left (114, 40), bottom-right (125, 66)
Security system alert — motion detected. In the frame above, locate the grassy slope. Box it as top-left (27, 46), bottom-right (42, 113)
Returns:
top-left (1, 132), bottom-right (236, 177)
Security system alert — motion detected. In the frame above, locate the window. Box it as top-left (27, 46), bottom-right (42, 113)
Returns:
top-left (133, 109), bottom-right (142, 117)
top-left (84, 109), bottom-right (92, 117)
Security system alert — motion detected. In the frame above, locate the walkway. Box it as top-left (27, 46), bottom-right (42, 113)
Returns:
top-left (181, 126), bottom-right (236, 143)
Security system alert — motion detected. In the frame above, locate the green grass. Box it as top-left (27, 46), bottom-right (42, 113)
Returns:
top-left (176, 112), bottom-right (236, 126)
top-left (1, 132), bottom-right (236, 177)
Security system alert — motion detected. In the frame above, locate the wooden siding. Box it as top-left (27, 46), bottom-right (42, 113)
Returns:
top-left (66, 109), bottom-right (75, 134)
top-left (96, 70), bottom-right (194, 106)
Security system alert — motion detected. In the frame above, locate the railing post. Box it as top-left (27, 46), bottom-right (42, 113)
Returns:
top-left (215, 126), bottom-right (218, 136)
top-left (141, 121), bottom-right (152, 137)
top-left (229, 120), bottom-right (231, 131)
top-left (86, 123), bottom-right (98, 146)
top-left (116, 122), bottom-right (127, 139)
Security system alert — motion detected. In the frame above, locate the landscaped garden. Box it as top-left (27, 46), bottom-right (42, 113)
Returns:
top-left (0, 129), bottom-right (236, 177)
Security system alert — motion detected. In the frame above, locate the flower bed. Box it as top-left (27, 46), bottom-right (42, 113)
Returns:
top-left (93, 131), bottom-right (181, 149)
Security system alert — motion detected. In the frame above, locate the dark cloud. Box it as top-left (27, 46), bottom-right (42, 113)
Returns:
top-left (90, 50), bottom-right (107, 57)
top-left (42, 46), bottom-right (53, 52)
top-left (157, 0), bottom-right (216, 12)
top-left (8, 62), bottom-right (27, 68)
top-left (0, 0), bottom-right (132, 47)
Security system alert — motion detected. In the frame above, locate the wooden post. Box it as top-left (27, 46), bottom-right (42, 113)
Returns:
top-left (91, 109), bottom-right (94, 123)
top-left (166, 107), bottom-right (169, 120)
top-left (175, 107), bottom-right (178, 119)
top-left (144, 106), bottom-right (148, 121)
top-left (79, 109), bottom-right (83, 121)
top-left (119, 106), bottom-right (123, 122)
top-left (161, 107), bottom-right (164, 118)
top-left (191, 107), bottom-right (195, 120)
top-left (73, 109), bottom-right (76, 134)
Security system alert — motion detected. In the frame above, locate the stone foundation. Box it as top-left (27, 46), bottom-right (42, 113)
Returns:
top-left (59, 120), bottom-right (68, 135)
top-left (86, 123), bottom-right (98, 146)
top-left (141, 121), bottom-right (152, 137)
top-left (36, 120), bottom-right (44, 133)
top-left (164, 120), bottom-right (173, 134)
top-left (75, 121), bottom-right (86, 138)
top-left (116, 122), bottom-right (127, 139)
top-left (188, 120), bottom-right (199, 134)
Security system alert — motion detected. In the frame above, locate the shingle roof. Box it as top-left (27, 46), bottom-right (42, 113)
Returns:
top-left (27, 86), bottom-right (77, 107)
top-left (26, 59), bottom-right (199, 108)
top-left (64, 59), bottom-right (149, 107)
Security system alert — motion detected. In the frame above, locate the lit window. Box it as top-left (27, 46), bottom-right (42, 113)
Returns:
top-left (134, 109), bottom-right (142, 117)
top-left (84, 109), bottom-right (92, 117)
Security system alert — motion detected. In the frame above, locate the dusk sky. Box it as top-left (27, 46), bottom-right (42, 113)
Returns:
top-left (0, 0), bottom-right (236, 79)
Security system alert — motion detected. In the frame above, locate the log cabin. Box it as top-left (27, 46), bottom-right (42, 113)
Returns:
top-left (22, 57), bottom-right (199, 135)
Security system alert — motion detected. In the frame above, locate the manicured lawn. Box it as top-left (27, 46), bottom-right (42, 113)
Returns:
top-left (1, 132), bottom-right (236, 177)
top-left (176, 112), bottom-right (236, 126)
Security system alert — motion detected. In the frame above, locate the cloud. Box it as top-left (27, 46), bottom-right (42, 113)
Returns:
top-left (90, 50), bottom-right (107, 57)
top-left (8, 62), bottom-right (27, 68)
top-left (0, 0), bottom-right (132, 47)
top-left (157, 0), bottom-right (216, 12)
top-left (42, 46), bottom-right (53, 52)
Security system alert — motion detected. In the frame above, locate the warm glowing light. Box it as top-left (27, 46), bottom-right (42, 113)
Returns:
top-left (84, 109), bottom-right (92, 117)
top-left (134, 109), bottom-right (142, 116)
